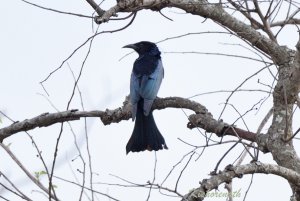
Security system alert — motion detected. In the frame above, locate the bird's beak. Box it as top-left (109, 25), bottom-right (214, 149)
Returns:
top-left (123, 44), bottom-right (137, 50)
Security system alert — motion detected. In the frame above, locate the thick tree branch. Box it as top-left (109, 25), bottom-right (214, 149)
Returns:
top-left (0, 97), bottom-right (261, 148)
top-left (263, 33), bottom-right (300, 201)
top-left (0, 109), bottom-right (102, 141)
top-left (94, 0), bottom-right (288, 64)
top-left (288, 37), bottom-right (300, 100)
top-left (183, 162), bottom-right (300, 201)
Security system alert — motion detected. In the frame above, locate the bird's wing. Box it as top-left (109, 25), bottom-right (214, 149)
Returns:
top-left (140, 60), bottom-right (164, 115)
top-left (130, 73), bottom-right (141, 121)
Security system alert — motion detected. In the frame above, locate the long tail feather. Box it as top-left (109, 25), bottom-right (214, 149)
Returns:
top-left (126, 99), bottom-right (168, 154)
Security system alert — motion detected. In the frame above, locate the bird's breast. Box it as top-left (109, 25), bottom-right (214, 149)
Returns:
top-left (133, 55), bottom-right (159, 76)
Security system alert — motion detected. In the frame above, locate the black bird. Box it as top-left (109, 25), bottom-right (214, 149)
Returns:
top-left (123, 41), bottom-right (168, 154)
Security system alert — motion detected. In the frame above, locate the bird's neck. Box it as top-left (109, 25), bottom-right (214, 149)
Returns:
top-left (133, 54), bottom-right (160, 76)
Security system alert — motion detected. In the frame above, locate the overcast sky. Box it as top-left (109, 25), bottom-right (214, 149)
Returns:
top-left (1, 0), bottom-right (299, 200)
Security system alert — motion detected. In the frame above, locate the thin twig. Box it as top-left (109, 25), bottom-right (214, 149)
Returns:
top-left (175, 152), bottom-right (195, 192)
top-left (243, 174), bottom-right (254, 201)
top-left (188, 89), bottom-right (270, 99)
top-left (106, 174), bottom-right (184, 198)
top-left (0, 171), bottom-right (32, 201)
top-left (213, 140), bottom-right (240, 173)
top-left (253, 0), bottom-right (276, 41)
top-left (70, 60), bottom-right (95, 200)
top-left (161, 149), bottom-right (196, 187)
top-left (146, 152), bottom-right (157, 201)
top-left (53, 176), bottom-right (120, 201)
top-left (163, 51), bottom-right (271, 64)
top-left (48, 124), bottom-right (64, 201)
top-left (0, 183), bottom-right (25, 200)
top-left (0, 143), bottom-right (58, 200)
top-left (20, 0), bottom-right (93, 18)
top-left (85, 0), bottom-right (105, 16)
top-left (40, 12), bottom-right (137, 90)
top-left (218, 64), bottom-right (272, 121)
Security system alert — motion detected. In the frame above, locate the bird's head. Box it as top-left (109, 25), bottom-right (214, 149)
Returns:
top-left (123, 41), bottom-right (160, 56)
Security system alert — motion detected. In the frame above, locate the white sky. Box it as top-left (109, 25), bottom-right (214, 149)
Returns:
top-left (1, 0), bottom-right (299, 200)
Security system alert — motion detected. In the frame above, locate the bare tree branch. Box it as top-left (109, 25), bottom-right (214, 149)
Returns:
top-left (53, 175), bottom-right (121, 201)
top-left (0, 144), bottom-right (59, 200)
top-left (94, 0), bottom-right (287, 63)
top-left (85, 0), bottom-right (105, 16)
top-left (271, 18), bottom-right (300, 27)
top-left (183, 162), bottom-right (300, 201)
top-left (40, 12), bottom-right (136, 88)
top-left (227, 0), bottom-right (263, 30)
top-left (0, 96), bottom-right (262, 148)
top-left (253, 0), bottom-right (276, 41)
top-left (0, 171), bottom-right (32, 201)
top-left (20, 0), bottom-right (93, 18)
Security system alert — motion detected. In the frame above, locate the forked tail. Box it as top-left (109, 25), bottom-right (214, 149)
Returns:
top-left (126, 99), bottom-right (168, 154)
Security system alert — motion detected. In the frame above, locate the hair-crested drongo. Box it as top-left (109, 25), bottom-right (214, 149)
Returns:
top-left (123, 41), bottom-right (168, 154)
